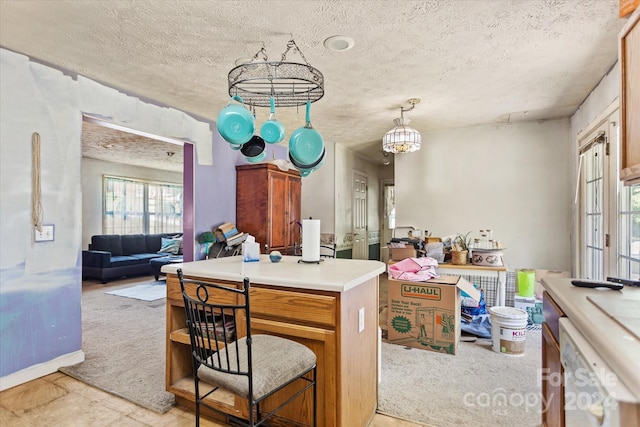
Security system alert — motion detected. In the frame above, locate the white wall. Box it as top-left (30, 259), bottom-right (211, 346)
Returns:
top-left (81, 158), bottom-right (183, 248)
top-left (570, 62), bottom-right (620, 137)
top-left (395, 119), bottom-right (572, 271)
top-left (301, 141), bottom-right (335, 234)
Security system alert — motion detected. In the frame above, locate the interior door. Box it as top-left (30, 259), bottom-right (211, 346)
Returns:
top-left (352, 171), bottom-right (368, 259)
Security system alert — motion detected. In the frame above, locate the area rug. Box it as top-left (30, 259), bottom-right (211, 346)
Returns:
top-left (104, 281), bottom-right (167, 301)
top-left (60, 279), bottom-right (175, 413)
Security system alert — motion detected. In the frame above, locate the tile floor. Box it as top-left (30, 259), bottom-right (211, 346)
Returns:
top-left (0, 371), bottom-right (422, 426)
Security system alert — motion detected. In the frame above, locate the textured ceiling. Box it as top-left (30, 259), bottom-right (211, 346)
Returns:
top-left (0, 0), bottom-right (627, 168)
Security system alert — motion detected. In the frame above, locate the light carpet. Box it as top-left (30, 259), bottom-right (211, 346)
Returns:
top-left (104, 281), bottom-right (167, 301)
top-left (60, 278), bottom-right (175, 413)
top-left (378, 332), bottom-right (542, 427)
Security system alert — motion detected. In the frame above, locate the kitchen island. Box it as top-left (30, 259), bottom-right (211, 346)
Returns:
top-left (162, 255), bottom-right (386, 427)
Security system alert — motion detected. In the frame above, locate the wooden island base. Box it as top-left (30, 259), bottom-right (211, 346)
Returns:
top-left (164, 255), bottom-right (385, 426)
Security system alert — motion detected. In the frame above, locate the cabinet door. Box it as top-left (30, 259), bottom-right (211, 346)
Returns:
top-left (287, 175), bottom-right (302, 250)
top-left (268, 172), bottom-right (288, 250)
top-left (542, 322), bottom-right (565, 427)
top-left (620, 10), bottom-right (640, 184)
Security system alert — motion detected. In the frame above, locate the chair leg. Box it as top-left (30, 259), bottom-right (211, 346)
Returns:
top-left (312, 367), bottom-right (317, 427)
top-left (248, 400), bottom-right (254, 426)
top-left (194, 376), bottom-right (200, 427)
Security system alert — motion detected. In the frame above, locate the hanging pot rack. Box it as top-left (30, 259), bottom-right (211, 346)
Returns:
top-left (227, 38), bottom-right (324, 108)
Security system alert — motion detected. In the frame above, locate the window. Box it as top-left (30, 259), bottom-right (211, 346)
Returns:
top-left (617, 184), bottom-right (640, 278)
top-left (103, 176), bottom-right (182, 235)
top-left (578, 108), bottom-right (640, 280)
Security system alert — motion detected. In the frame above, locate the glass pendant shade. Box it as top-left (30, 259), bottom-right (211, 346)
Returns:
top-left (382, 117), bottom-right (422, 153)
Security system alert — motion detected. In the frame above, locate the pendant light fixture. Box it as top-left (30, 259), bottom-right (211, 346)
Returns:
top-left (382, 98), bottom-right (422, 154)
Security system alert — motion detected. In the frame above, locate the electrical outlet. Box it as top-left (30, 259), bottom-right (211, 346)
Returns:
top-left (358, 307), bottom-right (365, 333)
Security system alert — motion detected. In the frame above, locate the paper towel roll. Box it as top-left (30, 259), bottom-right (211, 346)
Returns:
top-left (302, 219), bottom-right (321, 262)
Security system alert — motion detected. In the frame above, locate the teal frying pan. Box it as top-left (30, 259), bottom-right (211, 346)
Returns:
top-left (216, 95), bottom-right (255, 145)
top-left (260, 97), bottom-right (286, 144)
top-left (288, 100), bottom-right (324, 165)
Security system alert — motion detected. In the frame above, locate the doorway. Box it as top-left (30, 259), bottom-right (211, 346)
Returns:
top-left (352, 170), bottom-right (368, 259)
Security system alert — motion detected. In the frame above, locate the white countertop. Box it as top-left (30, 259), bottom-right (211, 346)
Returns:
top-left (542, 277), bottom-right (640, 401)
top-left (162, 255), bottom-right (386, 293)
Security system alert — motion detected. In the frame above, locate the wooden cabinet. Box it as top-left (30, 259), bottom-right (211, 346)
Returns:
top-left (541, 291), bottom-right (565, 427)
top-left (236, 164), bottom-right (301, 254)
top-left (165, 272), bottom-right (379, 427)
top-left (620, 9), bottom-right (640, 184)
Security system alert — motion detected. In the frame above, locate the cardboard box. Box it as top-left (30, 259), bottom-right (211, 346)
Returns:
top-left (514, 295), bottom-right (544, 326)
top-left (387, 276), bottom-right (480, 355)
top-left (388, 245), bottom-right (417, 261)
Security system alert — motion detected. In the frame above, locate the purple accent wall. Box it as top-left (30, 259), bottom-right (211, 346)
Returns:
top-left (192, 131), bottom-right (240, 260)
top-left (192, 135), bottom-right (289, 260)
top-left (182, 143), bottom-right (195, 261)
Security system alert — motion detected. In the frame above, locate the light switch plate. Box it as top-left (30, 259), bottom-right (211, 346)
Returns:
top-left (358, 307), bottom-right (365, 333)
top-left (35, 225), bottom-right (55, 242)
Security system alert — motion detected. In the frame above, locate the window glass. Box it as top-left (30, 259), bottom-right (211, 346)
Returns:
top-left (103, 176), bottom-right (182, 235)
top-left (617, 184), bottom-right (640, 279)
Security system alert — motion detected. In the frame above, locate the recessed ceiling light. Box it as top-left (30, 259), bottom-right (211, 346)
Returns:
top-left (323, 35), bottom-right (355, 52)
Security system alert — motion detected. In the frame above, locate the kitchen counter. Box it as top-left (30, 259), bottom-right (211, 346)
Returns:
top-left (162, 254), bottom-right (386, 292)
top-left (542, 277), bottom-right (640, 401)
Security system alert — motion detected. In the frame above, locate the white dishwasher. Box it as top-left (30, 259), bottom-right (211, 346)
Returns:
top-left (559, 318), bottom-right (639, 426)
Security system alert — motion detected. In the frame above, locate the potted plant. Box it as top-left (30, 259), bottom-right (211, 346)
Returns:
top-left (451, 231), bottom-right (472, 265)
top-left (198, 231), bottom-right (216, 259)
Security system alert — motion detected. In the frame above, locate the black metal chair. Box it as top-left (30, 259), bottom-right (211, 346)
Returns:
top-left (177, 269), bottom-right (317, 427)
top-left (320, 243), bottom-right (336, 258)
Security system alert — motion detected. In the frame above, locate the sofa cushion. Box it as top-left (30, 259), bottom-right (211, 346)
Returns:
top-left (130, 253), bottom-right (165, 262)
top-left (121, 234), bottom-right (147, 256)
top-left (109, 255), bottom-right (144, 267)
top-left (158, 237), bottom-right (182, 255)
top-left (91, 235), bottom-right (123, 256)
top-left (146, 234), bottom-right (164, 253)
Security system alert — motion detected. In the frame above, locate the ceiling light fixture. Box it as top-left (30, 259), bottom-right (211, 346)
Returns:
top-left (227, 38), bottom-right (324, 108)
top-left (382, 98), bottom-right (422, 154)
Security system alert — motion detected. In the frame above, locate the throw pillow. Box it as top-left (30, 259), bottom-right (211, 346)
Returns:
top-left (159, 237), bottom-right (182, 255)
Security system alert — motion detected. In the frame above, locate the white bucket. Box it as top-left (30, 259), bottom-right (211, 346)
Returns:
top-left (489, 306), bottom-right (528, 356)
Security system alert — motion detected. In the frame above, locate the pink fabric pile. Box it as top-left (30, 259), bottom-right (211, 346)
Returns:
top-left (388, 257), bottom-right (439, 281)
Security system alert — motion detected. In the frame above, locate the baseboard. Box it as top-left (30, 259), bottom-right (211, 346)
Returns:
top-left (0, 350), bottom-right (85, 391)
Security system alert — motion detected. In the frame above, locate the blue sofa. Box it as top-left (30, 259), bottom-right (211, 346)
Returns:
top-left (82, 233), bottom-right (182, 283)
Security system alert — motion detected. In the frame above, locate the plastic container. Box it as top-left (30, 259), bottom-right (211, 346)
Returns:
top-left (489, 306), bottom-right (528, 356)
top-left (517, 269), bottom-right (536, 297)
